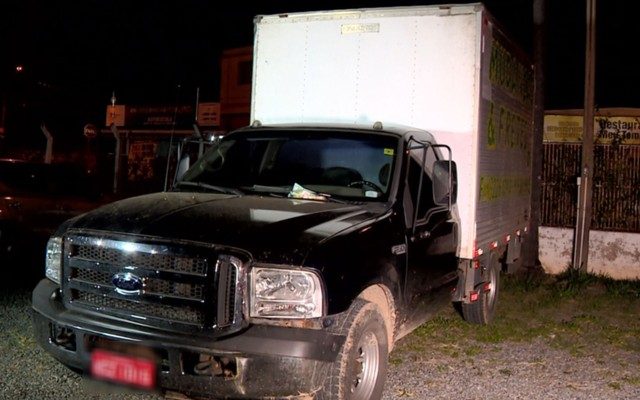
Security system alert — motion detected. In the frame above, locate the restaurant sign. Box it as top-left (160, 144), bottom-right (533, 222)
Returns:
top-left (544, 115), bottom-right (640, 145)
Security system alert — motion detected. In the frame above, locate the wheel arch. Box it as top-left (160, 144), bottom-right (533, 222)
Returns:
top-left (357, 284), bottom-right (396, 352)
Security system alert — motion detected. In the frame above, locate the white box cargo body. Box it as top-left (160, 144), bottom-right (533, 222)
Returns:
top-left (251, 3), bottom-right (534, 260)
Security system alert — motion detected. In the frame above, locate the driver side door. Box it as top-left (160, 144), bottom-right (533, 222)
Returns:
top-left (402, 136), bottom-right (458, 326)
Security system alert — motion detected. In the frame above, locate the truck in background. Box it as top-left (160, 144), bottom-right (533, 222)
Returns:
top-left (33, 4), bottom-right (533, 399)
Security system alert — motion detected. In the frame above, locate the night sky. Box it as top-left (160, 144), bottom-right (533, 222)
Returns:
top-left (1, 0), bottom-right (639, 141)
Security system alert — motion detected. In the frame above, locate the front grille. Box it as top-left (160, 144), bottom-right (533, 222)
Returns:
top-left (74, 269), bottom-right (206, 300)
top-left (75, 292), bottom-right (205, 325)
top-left (62, 233), bottom-right (242, 331)
top-left (74, 243), bottom-right (209, 275)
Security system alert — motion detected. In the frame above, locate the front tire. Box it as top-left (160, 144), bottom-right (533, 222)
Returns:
top-left (321, 299), bottom-right (389, 400)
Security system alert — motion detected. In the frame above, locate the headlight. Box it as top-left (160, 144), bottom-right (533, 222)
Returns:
top-left (250, 267), bottom-right (324, 319)
top-left (45, 236), bottom-right (63, 284)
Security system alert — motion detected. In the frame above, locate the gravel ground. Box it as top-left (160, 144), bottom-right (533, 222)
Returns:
top-left (1, 288), bottom-right (639, 400)
top-left (383, 338), bottom-right (640, 399)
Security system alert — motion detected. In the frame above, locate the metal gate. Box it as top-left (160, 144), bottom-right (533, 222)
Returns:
top-left (541, 143), bottom-right (640, 232)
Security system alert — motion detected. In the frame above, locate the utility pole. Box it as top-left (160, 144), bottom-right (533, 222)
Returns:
top-left (522, 0), bottom-right (546, 273)
top-left (573, 0), bottom-right (597, 272)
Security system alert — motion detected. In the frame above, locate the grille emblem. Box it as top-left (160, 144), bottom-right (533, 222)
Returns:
top-left (112, 272), bottom-right (144, 295)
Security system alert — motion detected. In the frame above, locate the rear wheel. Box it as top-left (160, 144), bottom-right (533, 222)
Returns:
top-left (461, 257), bottom-right (500, 324)
top-left (321, 299), bottom-right (388, 400)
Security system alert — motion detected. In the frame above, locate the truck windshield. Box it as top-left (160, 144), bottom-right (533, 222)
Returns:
top-left (178, 130), bottom-right (398, 201)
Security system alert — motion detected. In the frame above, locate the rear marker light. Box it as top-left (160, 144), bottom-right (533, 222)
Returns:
top-left (505, 234), bottom-right (511, 243)
top-left (490, 241), bottom-right (498, 250)
top-left (473, 260), bottom-right (480, 270)
top-left (483, 283), bottom-right (492, 292)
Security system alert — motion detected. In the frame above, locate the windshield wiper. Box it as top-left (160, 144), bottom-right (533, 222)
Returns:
top-left (240, 185), bottom-right (290, 196)
top-left (315, 194), bottom-right (349, 204)
top-left (174, 181), bottom-right (243, 195)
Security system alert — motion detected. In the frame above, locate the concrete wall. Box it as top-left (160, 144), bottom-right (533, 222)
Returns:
top-left (539, 226), bottom-right (640, 280)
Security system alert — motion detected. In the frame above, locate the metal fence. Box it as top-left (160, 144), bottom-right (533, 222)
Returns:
top-left (541, 143), bottom-right (640, 232)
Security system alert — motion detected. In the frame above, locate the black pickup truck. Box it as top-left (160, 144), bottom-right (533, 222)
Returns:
top-left (32, 125), bottom-right (498, 399)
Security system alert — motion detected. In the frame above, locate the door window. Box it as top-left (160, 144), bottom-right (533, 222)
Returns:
top-left (406, 140), bottom-right (438, 225)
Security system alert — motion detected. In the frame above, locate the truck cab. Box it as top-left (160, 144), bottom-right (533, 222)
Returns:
top-left (32, 124), bottom-right (478, 399)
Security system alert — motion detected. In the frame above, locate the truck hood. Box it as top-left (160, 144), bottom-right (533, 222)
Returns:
top-left (68, 192), bottom-right (385, 264)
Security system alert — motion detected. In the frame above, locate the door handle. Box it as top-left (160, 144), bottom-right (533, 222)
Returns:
top-left (410, 230), bottom-right (431, 242)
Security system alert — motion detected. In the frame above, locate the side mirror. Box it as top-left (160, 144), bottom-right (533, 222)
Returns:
top-left (175, 154), bottom-right (190, 183)
top-left (433, 160), bottom-right (457, 207)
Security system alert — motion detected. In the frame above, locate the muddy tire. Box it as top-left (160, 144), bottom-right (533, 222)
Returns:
top-left (321, 299), bottom-right (388, 400)
top-left (461, 257), bottom-right (500, 324)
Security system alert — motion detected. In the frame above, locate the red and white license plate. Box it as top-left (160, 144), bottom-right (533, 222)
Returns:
top-left (91, 349), bottom-right (157, 389)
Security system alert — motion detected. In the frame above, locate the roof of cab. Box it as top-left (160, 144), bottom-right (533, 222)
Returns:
top-left (232, 122), bottom-right (436, 142)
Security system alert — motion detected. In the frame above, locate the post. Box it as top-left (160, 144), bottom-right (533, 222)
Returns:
top-left (40, 123), bottom-right (53, 164)
top-left (573, 0), bottom-right (597, 272)
top-left (111, 124), bottom-right (121, 194)
top-left (522, 0), bottom-right (546, 272)
top-left (195, 87), bottom-right (200, 123)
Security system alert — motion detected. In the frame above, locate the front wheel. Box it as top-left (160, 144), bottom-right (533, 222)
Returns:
top-left (321, 300), bottom-right (389, 400)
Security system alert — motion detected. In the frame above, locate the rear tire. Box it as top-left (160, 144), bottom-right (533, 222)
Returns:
top-left (321, 299), bottom-right (388, 400)
top-left (461, 257), bottom-right (500, 324)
